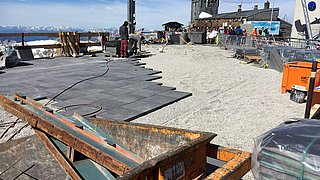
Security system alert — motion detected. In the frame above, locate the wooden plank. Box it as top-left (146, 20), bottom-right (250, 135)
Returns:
top-left (0, 32), bottom-right (59, 37)
top-left (59, 32), bottom-right (67, 56)
top-left (66, 33), bottom-right (77, 56)
top-left (14, 44), bottom-right (61, 49)
top-left (79, 32), bottom-right (110, 37)
top-left (244, 55), bottom-right (261, 62)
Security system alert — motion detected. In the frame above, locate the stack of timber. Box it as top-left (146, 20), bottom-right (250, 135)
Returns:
top-left (252, 120), bottom-right (320, 179)
top-left (59, 32), bottom-right (80, 57)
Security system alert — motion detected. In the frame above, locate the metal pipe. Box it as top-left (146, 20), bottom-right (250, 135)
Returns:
top-left (301, 0), bottom-right (313, 40)
top-left (127, 0), bottom-right (135, 34)
top-left (21, 33), bottom-right (25, 46)
top-left (305, 60), bottom-right (318, 118)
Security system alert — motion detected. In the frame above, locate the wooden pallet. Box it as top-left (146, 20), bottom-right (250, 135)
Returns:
top-left (244, 55), bottom-right (261, 62)
top-left (235, 54), bottom-right (244, 59)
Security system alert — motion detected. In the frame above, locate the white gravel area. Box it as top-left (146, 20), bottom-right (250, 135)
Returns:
top-left (133, 44), bottom-right (306, 179)
top-left (0, 44), bottom-right (306, 179)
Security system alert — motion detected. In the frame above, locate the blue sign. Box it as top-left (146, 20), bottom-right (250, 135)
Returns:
top-left (251, 21), bottom-right (280, 35)
top-left (308, 1), bottom-right (316, 11)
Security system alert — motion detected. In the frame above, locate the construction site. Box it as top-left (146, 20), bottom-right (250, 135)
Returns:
top-left (0, 0), bottom-right (320, 179)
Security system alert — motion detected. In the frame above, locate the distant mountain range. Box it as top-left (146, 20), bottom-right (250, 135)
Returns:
top-left (0, 25), bottom-right (119, 42)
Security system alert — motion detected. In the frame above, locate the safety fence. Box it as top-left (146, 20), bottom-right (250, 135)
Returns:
top-left (217, 34), bottom-right (320, 50)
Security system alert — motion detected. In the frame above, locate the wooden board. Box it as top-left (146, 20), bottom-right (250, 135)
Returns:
top-left (244, 55), bottom-right (261, 62)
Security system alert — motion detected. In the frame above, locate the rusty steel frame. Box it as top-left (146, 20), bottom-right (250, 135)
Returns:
top-left (205, 144), bottom-right (252, 179)
top-left (0, 95), bottom-right (142, 176)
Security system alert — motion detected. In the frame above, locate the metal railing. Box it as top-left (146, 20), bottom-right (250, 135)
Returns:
top-left (217, 34), bottom-right (320, 50)
top-left (0, 32), bottom-right (110, 49)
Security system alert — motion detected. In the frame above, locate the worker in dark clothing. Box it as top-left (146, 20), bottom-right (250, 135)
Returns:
top-left (264, 27), bottom-right (270, 36)
top-left (119, 21), bottom-right (129, 58)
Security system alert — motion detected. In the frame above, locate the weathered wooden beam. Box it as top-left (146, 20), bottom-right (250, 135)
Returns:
top-left (14, 44), bottom-right (62, 49)
top-left (0, 32), bottom-right (60, 37)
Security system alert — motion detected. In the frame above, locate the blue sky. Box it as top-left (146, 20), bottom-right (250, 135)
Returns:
top-left (0, 0), bottom-right (295, 30)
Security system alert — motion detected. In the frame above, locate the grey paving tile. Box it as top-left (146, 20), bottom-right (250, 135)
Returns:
top-left (96, 107), bottom-right (142, 121)
top-left (159, 90), bottom-right (192, 99)
top-left (141, 95), bottom-right (177, 105)
top-left (97, 97), bottom-right (129, 110)
top-left (80, 93), bottom-right (114, 102)
top-left (108, 94), bottom-right (146, 104)
top-left (128, 89), bottom-right (160, 97)
top-left (61, 105), bottom-right (101, 116)
top-left (99, 88), bottom-right (133, 96)
top-left (122, 100), bottom-right (161, 113)
top-left (53, 98), bottom-right (93, 108)
top-left (0, 57), bottom-right (192, 122)
top-left (131, 75), bottom-right (162, 81)
top-left (55, 91), bottom-right (89, 101)
top-left (119, 81), bottom-right (162, 90)
top-left (145, 85), bottom-right (176, 92)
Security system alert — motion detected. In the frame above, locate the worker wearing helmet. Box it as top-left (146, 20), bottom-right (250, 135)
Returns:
top-left (251, 27), bottom-right (258, 47)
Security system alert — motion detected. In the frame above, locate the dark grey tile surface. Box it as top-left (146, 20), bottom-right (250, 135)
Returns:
top-left (96, 107), bottom-right (143, 121)
top-left (0, 57), bottom-right (191, 121)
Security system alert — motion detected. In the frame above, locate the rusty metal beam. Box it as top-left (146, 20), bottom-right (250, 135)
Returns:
top-left (205, 144), bottom-right (251, 179)
top-left (0, 95), bottom-right (141, 176)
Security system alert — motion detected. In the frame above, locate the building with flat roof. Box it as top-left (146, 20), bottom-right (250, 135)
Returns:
top-left (191, 1), bottom-right (292, 37)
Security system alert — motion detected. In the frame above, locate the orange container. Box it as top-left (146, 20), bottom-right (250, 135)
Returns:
top-left (281, 62), bottom-right (320, 93)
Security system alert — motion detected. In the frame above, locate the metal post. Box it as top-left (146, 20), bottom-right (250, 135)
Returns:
top-left (301, 0), bottom-right (313, 40)
top-left (127, 0), bottom-right (136, 34)
top-left (270, 0), bottom-right (275, 40)
top-left (21, 33), bottom-right (25, 46)
top-left (305, 60), bottom-right (318, 118)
